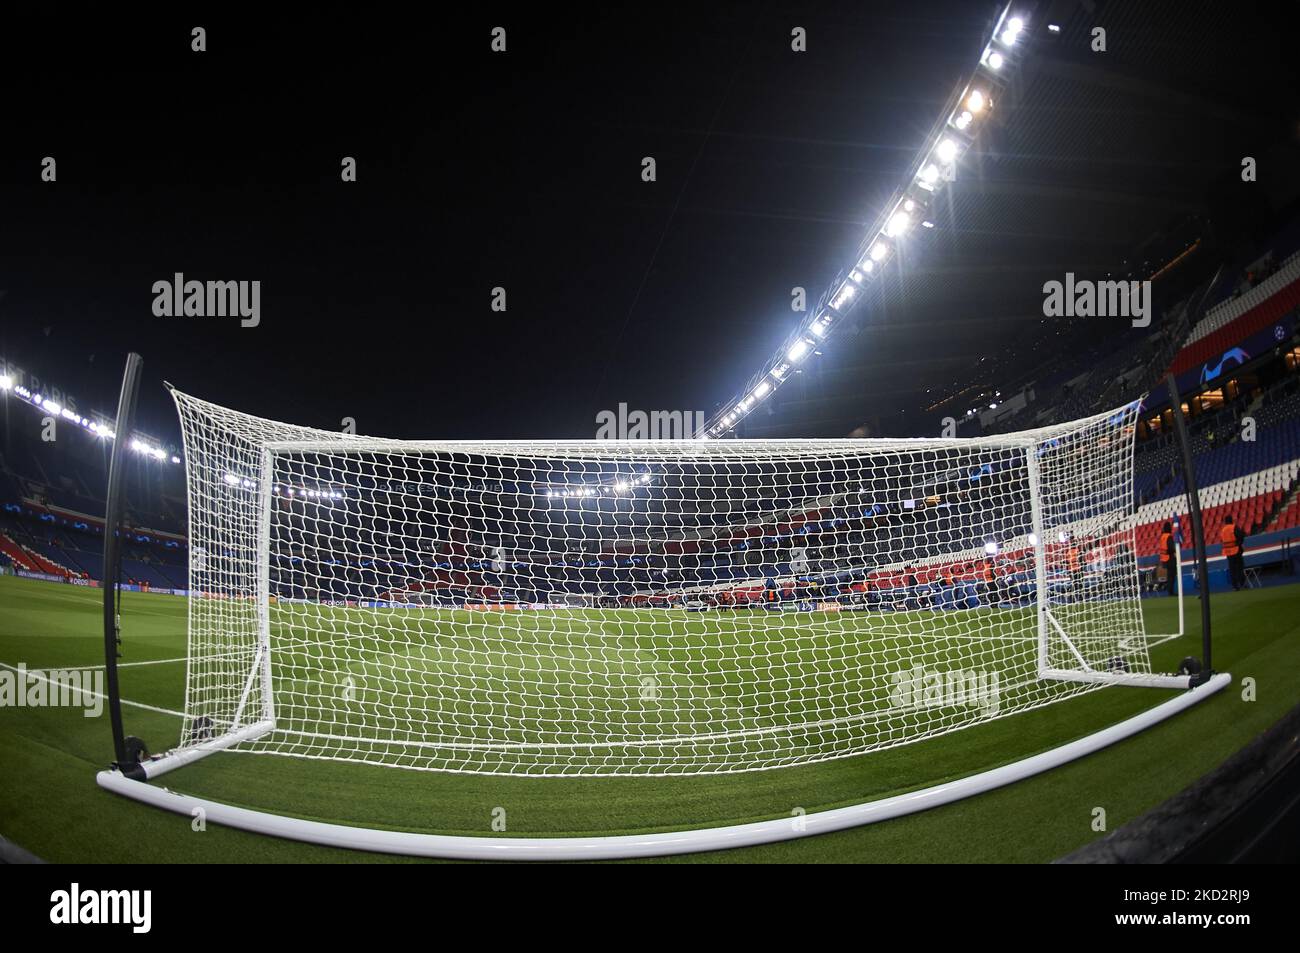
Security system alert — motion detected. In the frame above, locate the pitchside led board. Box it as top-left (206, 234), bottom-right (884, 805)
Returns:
top-left (1171, 314), bottom-right (1296, 394)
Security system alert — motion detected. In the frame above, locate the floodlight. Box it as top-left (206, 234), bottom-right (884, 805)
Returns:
top-left (886, 210), bottom-right (911, 237)
top-left (966, 89), bottom-right (986, 113)
top-left (985, 50), bottom-right (1004, 70)
top-left (752, 380), bottom-right (771, 400)
top-left (0, 375), bottom-right (11, 390)
top-left (787, 339), bottom-right (811, 363)
top-left (936, 138), bottom-right (960, 163)
top-left (870, 241), bottom-right (889, 262)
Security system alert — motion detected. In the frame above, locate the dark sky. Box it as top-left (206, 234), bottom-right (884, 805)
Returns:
top-left (0, 3), bottom-right (1002, 443)
top-left (1, 3), bottom-right (1297, 446)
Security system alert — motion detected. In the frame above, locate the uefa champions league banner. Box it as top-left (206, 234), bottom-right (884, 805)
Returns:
top-left (15, 569), bottom-right (70, 584)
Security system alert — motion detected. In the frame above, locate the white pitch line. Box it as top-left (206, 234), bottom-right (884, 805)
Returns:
top-left (0, 660), bottom-right (186, 719)
top-left (47, 656), bottom-right (190, 672)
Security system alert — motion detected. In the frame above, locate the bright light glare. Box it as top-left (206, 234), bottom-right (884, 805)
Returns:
top-left (984, 541), bottom-right (998, 555)
top-left (787, 340), bottom-right (810, 362)
top-left (936, 139), bottom-right (959, 163)
top-left (752, 380), bottom-right (771, 400)
top-left (966, 89), bottom-right (985, 113)
top-left (870, 241), bottom-right (889, 262)
top-left (986, 50), bottom-right (1004, 69)
top-left (886, 210), bottom-right (911, 237)
top-left (0, 375), bottom-right (11, 390)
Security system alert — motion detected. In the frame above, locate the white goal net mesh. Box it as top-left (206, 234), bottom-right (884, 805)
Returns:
top-left (170, 389), bottom-right (1154, 776)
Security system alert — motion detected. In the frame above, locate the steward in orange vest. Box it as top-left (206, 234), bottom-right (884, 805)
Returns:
top-left (1219, 520), bottom-right (1239, 557)
top-left (1158, 523), bottom-right (1177, 596)
top-left (1222, 515), bottom-right (1247, 590)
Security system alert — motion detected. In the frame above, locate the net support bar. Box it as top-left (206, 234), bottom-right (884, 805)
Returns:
top-left (95, 673), bottom-right (1229, 861)
top-left (117, 719), bottom-right (276, 782)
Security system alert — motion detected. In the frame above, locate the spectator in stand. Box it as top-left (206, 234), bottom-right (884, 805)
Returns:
top-left (903, 567), bottom-right (918, 611)
top-left (1220, 515), bottom-right (1247, 591)
top-left (980, 558), bottom-right (996, 605)
top-left (1064, 535), bottom-right (1085, 592)
top-left (1158, 522), bottom-right (1177, 596)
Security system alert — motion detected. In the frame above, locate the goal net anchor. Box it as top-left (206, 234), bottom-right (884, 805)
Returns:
top-left (96, 372), bottom-right (1228, 859)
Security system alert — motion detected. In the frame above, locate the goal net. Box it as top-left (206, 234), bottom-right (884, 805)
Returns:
top-left (170, 390), bottom-right (1159, 776)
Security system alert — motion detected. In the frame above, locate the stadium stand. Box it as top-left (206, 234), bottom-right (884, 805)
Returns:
top-left (3, 216), bottom-right (1300, 604)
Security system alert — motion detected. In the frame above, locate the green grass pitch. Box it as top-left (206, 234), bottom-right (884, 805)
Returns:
top-left (1, 571), bottom-right (1297, 862)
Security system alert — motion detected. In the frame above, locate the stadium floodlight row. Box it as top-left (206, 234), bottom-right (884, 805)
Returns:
top-left (95, 356), bottom-right (1227, 860)
top-left (0, 367), bottom-right (179, 464)
top-left (706, 4), bottom-right (1029, 437)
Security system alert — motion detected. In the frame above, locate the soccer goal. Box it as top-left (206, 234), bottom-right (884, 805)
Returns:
top-left (97, 367), bottom-right (1227, 859)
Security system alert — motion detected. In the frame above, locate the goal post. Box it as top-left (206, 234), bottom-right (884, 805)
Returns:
top-left (98, 385), bottom-right (1226, 858)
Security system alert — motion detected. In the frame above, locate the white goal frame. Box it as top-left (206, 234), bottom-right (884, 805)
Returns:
top-left (97, 394), bottom-right (1223, 860)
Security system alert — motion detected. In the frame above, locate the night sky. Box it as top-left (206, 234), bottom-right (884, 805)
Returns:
top-left (1, 3), bottom-right (1296, 447)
